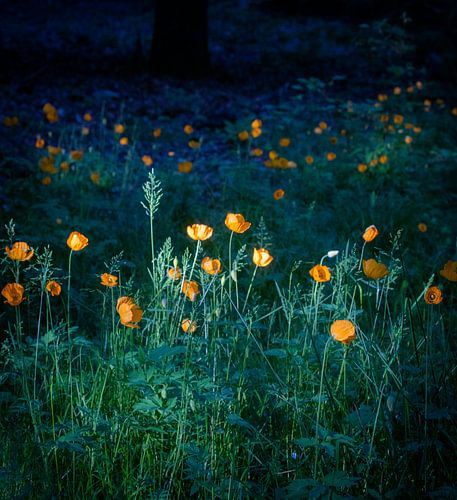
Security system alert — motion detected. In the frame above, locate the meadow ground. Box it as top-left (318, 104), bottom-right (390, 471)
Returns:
top-left (1, 1), bottom-right (457, 498)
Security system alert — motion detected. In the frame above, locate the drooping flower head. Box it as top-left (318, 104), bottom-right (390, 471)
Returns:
top-left (46, 280), bottom-right (61, 296)
top-left (116, 296), bottom-right (143, 328)
top-left (100, 273), bottom-right (118, 287)
top-left (253, 248), bottom-right (273, 267)
top-left (330, 320), bottom-right (356, 345)
top-left (5, 242), bottom-right (34, 261)
top-left (67, 231), bottom-right (89, 251)
top-left (2, 283), bottom-right (25, 306)
top-left (225, 213), bottom-right (251, 234)
top-left (182, 280), bottom-right (200, 301)
top-left (363, 258), bottom-right (389, 279)
top-left (187, 224), bottom-right (213, 241)
top-left (309, 264), bottom-right (331, 282)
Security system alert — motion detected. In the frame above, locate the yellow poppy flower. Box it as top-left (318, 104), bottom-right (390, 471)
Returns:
top-left (182, 280), bottom-right (199, 301)
top-left (46, 280), bottom-right (61, 296)
top-left (440, 260), bottom-right (457, 282)
top-left (2, 283), bottom-right (25, 306)
top-left (187, 224), bottom-right (213, 241)
top-left (100, 273), bottom-right (118, 287)
top-left (116, 296), bottom-right (143, 328)
top-left (330, 320), bottom-right (356, 345)
top-left (66, 231), bottom-right (89, 251)
top-left (309, 264), bottom-right (331, 282)
top-left (201, 257), bottom-right (222, 275)
top-left (424, 286), bottom-right (442, 305)
top-left (5, 242), bottom-right (34, 261)
top-left (362, 225), bottom-right (379, 242)
top-left (253, 248), bottom-right (273, 267)
top-left (181, 318), bottom-right (197, 333)
top-left (225, 213), bottom-right (251, 233)
top-left (362, 259), bottom-right (389, 279)
top-left (167, 266), bottom-right (182, 280)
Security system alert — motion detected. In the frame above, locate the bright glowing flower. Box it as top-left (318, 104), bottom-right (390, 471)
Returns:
top-left (46, 280), bottom-right (61, 296)
top-left (417, 223), bottom-right (427, 233)
top-left (362, 225), bottom-right (379, 242)
top-left (363, 259), bottom-right (389, 279)
top-left (309, 264), bottom-right (331, 282)
top-left (201, 257), bottom-right (222, 275)
top-left (187, 224), bottom-right (213, 241)
top-left (183, 124), bottom-right (194, 134)
top-left (440, 260), bottom-right (457, 282)
top-left (238, 130), bottom-right (249, 141)
top-left (273, 189), bottom-right (285, 200)
top-left (326, 152), bottom-right (336, 161)
top-left (116, 296), bottom-right (143, 328)
top-left (167, 266), bottom-right (182, 280)
top-left (225, 213), bottom-right (251, 233)
top-left (358, 163), bottom-right (367, 173)
top-left (182, 280), bottom-right (199, 301)
top-left (142, 155), bottom-right (153, 166)
top-left (424, 286), bottom-right (442, 305)
top-left (2, 283), bottom-right (25, 306)
top-left (253, 248), bottom-right (273, 267)
top-left (5, 242), bottom-right (34, 261)
top-left (178, 161), bottom-right (193, 173)
top-left (100, 273), bottom-right (118, 287)
top-left (114, 124), bottom-right (125, 134)
top-left (330, 320), bottom-right (356, 345)
top-left (66, 231), bottom-right (89, 251)
top-left (181, 318), bottom-right (197, 333)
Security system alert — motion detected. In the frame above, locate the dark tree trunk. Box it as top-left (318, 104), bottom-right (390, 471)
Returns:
top-left (150, 0), bottom-right (210, 77)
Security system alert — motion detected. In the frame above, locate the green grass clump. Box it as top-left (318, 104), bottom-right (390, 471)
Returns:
top-left (1, 80), bottom-right (457, 498)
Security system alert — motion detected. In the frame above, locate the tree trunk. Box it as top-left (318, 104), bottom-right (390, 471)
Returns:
top-left (150, 0), bottom-right (210, 77)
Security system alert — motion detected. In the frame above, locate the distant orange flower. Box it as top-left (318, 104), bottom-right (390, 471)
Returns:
top-left (309, 264), bottom-right (331, 282)
top-left (251, 127), bottom-right (262, 138)
top-left (269, 150), bottom-right (278, 160)
top-left (100, 273), bottom-right (118, 287)
top-left (167, 266), bottom-right (182, 280)
top-left (90, 171), bottom-right (100, 184)
top-left (5, 242), bottom-right (33, 261)
top-left (70, 150), bottom-right (84, 161)
top-left (238, 130), bottom-right (249, 141)
top-left (363, 259), bottom-right (389, 279)
top-left (393, 86), bottom-right (401, 95)
top-left (440, 260), bottom-right (457, 282)
top-left (153, 128), bottom-right (162, 137)
top-left (60, 161), bottom-right (70, 172)
top-left (178, 161), bottom-right (193, 173)
top-left (142, 155), bottom-right (153, 166)
top-left (182, 280), bottom-right (199, 301)
top-left (116, 296), bottom-right (143, 328)
top-left (330, 320), bottom-right (356, 345)
top-left (377, 94), bottom-right (388, 102)
top-left (188, 139), bottom-right (201, 149)
top-left (424, 286), bottom-right (442, 305)
top-left (39, 156), bottom-right (58, 174)
top-left (114, 124), bottom-right (125, 134)
top-left (3, 116), bottom-right (19, 126)
top-left (251, 119), bottom-right (262, 129)
top-left (46, 280), bottom-right (61, 296)
top-left (2, 283), bottom-right (25, 306)
top-left (305, 155), bottom-right (314, 165)
top-left (83, 112), bottom-right (92, 122)
top-left (119, 137), bottom-right (129, 145)
top-left (225, 213), bottom-right (251, 233)
top-left (35, 135), bottom-right (45, 148)
top-left (358, 163), bottom-right (367, 173)
top-left (66, 231), bottom-right (89, 251)
top-left (181, 318), bottom-right (197, 333)
top-left (250, 147), bottom-right (263, 156)
top-left (82, 126), bottom-right (90, 136)
top-left (187, 224), bottom-right (213, 241)
top-left (43, 102), bottom-right (59, 123)
top-left (279, 137), bottom-right (290, 147)
top-left (183, 124), bottom-right (194, 134)
top-left (362, 225), bottom-right (379, 242)
top-left (417, 223), bottom-right (427, 232)
top-left (393, 114), bottom-right (404, 125)
top-left (201, 257), bottom-right (222, 275)
top-left (47, 145), bottom-right (62, 155)
top-left (404, 135), bottom-right (413, 145)
top-left (314, 126), bottom-right (323, 135)
top-left (273, 188), bottom-right (285, 200)
top-left (41, 176), bottom-right (52, 185)
top-left (326, 152), bottom-right (336, 161)
top-left (369, 158), bottom-right (378, 167)
top-left (319, 121), bottom-right (328, 130)
top-left (253, 248), bottom-right (273, 267)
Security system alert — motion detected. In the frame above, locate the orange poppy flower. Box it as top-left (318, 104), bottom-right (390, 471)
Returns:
top-left (358, 163), bottom-right (367, 173)
top-left (330, 320), bottom-right (356, 345)
top-left (153, 128), bottom-right (162, 138)
top-left (309, 264), bottom-right (331, 282)
top-left (83, 112), bottom-right (92, 122)
top-left (404, 136), bottom-right (413, 145)
top-left (279, 137), bottom-right (291, 147)
top-left (70, 150), bottom-right (84, 161)
top-left (250, 147), bottom-right (263, 156)
top-left (188, 139), bottom-right (201, 149)
top-left (319, 121), bottom-right (328, 130)
top-left (100, 273), bottom-right (118, 287)
top-left (440, 260), bottom-right (457, 282)
top-left (362, 225), bottom-right (379, 242)
top-left (167, 266), bottom-right (182, 280)
top-left (379, 155), bottom-right (388, 164)
top-left (90, 171), bottom-right (100, 184)
top-left (377, 94), bottom-right (388, 102)
top-left (305, 155), bottom-right (314, 165)
top-left (253, 248), bottom-right (273, 267)
top-left (251, 128), bottom-right (262, 138)
top-left (182, 280), bottom-right (199, 301)
top-left (47, 145), bottom-right (62, 155)
top-left (269, 150), bottom-right (278, 160)
top-left (41, 176), bottom-right (52, 185)
top-left (66, 231), bottom-right (89, 251)
top-left (46, 280), bottom-right (61, 296)
top-left (201, 257), bottom-right (222, 275)
top-left (238, 130), bottom-right (249, 141)
top-left (424, 286), bottom-right (442, 305)
top-left (393, 86), bottom-right (401, 95)
top-left (251, 119), bottom-right (262, 129)
top-left (393, 114), bottom-right (404, 125)
top-left (119, 137), bottom-right (129, 145)
top-left (314, 126), bottom-right (323, 135)
top-left (5, 242), bottom-right (34, 261)
top-left (187, 224), bottom-right (213, 241)
top-left (142, 155), bottom-right (153, 167)
top-left (225, 213), bottom-right (251, 233)
top-left (417, 223), bottom-right (427, 233)
top-left (43, 102), bottom-right (59, 123)
top-left (326, 152), bottom-right (336, 161)
top-left (178, 161), bottom-right (193, 173)
top-left (273, 188), bottom-right (285, 200)
top-left (181, 318), bottom-right (197, 333)
top-left (35, 135), bottom-right (45, 148)
top-left (116, 296), bottom-right (143, 328)
top-left (183, 124), bottom-right (193, 134)
top-left (114, 124), bottom-right (125, 134)
top-left (39, 156), bottom-right (58, 174)
top-left (2, 283), bottom-right (25, 306)
top-left (363, 259), bottom-right (389, 279)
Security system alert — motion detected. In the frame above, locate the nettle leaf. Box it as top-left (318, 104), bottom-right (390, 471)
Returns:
top-left (322, 470), bottom-right (360, 488)
top-left (147, 345), bottom-right (186, 362)
top-left (227, 413), bottom-right (256, 433)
